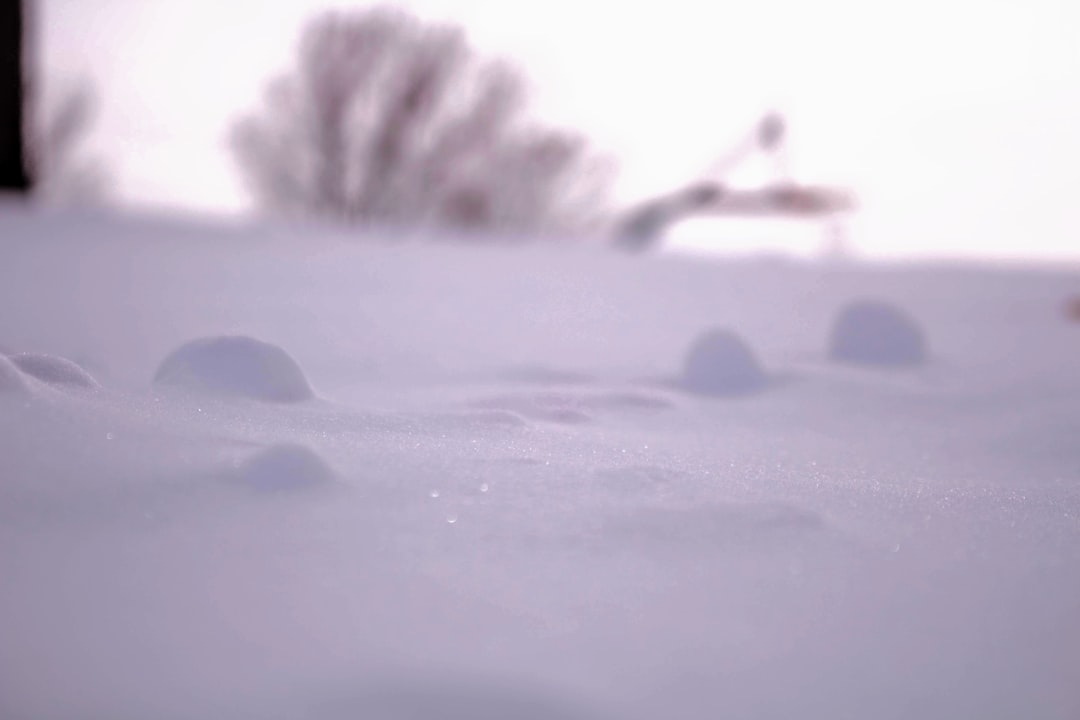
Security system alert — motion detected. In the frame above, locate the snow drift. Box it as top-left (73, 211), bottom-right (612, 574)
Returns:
top-left (0, 206), bottom-right (1078, 720)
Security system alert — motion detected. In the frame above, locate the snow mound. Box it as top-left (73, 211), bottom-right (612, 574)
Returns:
top-left (10, 353), bottom-right (100, 390)
top-left (232, 443), bottom-right (336, 492)
top-left (829, 299), bottom-right (927, 367)
top-left (680, 328), bottom-right (767, 396)
top-left (0, 355), bottom-right (31, 395)
top-left (153, 335), bottom-right (315, 402)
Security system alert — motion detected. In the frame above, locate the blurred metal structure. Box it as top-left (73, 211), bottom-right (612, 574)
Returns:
top-left (613, 112), bottom-right (857, 252)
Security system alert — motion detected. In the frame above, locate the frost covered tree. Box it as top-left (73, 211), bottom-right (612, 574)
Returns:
top-left (230, 6), bottom-right (612, 239)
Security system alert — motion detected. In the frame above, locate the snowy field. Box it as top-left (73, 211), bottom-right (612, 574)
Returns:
top-left (1, 205), bottom-right (1079, 720)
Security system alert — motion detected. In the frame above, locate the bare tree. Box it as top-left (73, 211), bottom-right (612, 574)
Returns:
top-left (1, 0), bottom-right (31, 195)
top-left (231, 6), bottom-right (612, 239)
top-left (26, 78), bottom-right (111, 205)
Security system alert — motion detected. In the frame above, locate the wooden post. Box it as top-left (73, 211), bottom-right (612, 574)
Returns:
top-left (0, 0), bottom-right (31, 194)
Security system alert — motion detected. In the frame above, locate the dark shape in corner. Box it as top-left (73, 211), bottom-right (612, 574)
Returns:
top-left (828, 299), bottom-right (926, 367)
top-left (1064, 295), bottom-right (1080, 323)
top-left (153, 335), bottom-right (314, 403)
top-left (10, 353), bottom-right (100, 390)
top-left (232, 443), bottom-right (335, 493)
top-left (680, 328), bottom-right (767, 397)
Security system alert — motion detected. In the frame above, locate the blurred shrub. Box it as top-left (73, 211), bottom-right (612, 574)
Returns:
top-left (231, 6), bottom-right (613, 240)
top-left (26, 77), bottom-right (111, 206)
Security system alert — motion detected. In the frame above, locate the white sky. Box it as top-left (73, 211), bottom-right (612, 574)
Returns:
top-left (40, 0), bottom-right (1080, 260)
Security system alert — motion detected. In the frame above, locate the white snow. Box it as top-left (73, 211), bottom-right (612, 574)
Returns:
top-left (1, 204), bottom-right (1079, 720)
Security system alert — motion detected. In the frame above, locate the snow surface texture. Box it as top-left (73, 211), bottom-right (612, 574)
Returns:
top-left (1, 207), bottom-right (1079, 720)
top-left (828, 299), bottom-right (927, 366)
top-left (153, 335), bottom-right (315, 402)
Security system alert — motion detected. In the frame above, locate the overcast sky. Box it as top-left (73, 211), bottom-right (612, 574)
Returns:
top-left (39, 0), bottom-right (1080, 260)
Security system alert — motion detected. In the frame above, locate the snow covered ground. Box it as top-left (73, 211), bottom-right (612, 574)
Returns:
top-left (1, 205), bottom-right (1079, 720)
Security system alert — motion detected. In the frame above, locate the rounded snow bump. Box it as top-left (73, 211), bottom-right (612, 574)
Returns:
top-left (232, 443), bottom-right (335, 493)
top-left (680, 328), bottom-right (767, 396)
top-left (828, 299), bottom-right (927, 367)
top-left (10, 353), bottom-right (100, 390)
top-left (153, 335), bottom-right (315, 403)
